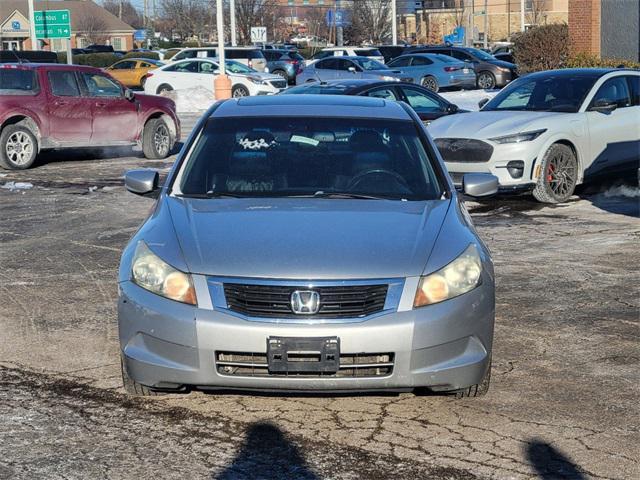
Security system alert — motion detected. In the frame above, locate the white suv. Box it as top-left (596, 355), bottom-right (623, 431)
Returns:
top-left (306, 47), bottom-right (385, 65)
top-left (170, 47), bottom-right (268, 72)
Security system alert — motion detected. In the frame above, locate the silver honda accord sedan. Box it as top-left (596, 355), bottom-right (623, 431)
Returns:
top-left (118, 95), bottom-right (498, 398)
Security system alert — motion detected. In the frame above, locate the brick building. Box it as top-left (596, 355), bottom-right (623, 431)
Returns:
top-left (569, 0), bottom-right (640, 61)
top-left (0, 0), bottom-right (134, 52)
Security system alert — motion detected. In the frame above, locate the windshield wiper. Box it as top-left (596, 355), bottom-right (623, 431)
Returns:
top-left (176, 191), bottom-right (248, 198)
top-left (291, 191), bottom-right (404, 200)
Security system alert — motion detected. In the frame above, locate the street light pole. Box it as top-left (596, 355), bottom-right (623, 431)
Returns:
top-left (483, 0), bottom-right (488, 49)
top-left (27, 0), bottom-right (38, 50)
top-left (336, 0), bottom-right (343, 47)
top-left (392, 0), bottom-right (397, 45)
top-left (230, 0), bottom-right (237, 46)
top-left (214, 0), bottom-right (231, 99)
top-left (520, 0), bottom-right (525, 31)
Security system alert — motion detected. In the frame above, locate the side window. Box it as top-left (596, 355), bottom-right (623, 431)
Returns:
top-left (316, 58), bottom-right (337, 70)
top-left (365, 87), bottom-right (400, 101)
top-left (336, 59), bottom-right (356, 71)
top-left (313, 51), bottom-right (332, 61)
top-left (388, 56), bottom-right (410, 67)
top-left (199, 62), bottom-right (217, 74)
top-left (48, 70), bottom-right (81, 97)
top-left (174, 61), bottom-right (200, 73)
top-left (402, 87), bottom-right (444, 113)
top-left (625, 75), bottom-right (639, 106)
top-left (112, 61), bottom-right (136, 70)
top-left (226, 50), bottom-right (240, 59)
top-left (411, 56), bottom-right (433, 66)
top-left (591, 77), bottom-right (632, 108)
top-left (263, 51), bottom-right (276, 61)
top-left (174, 50), bottom-right (195, 60)
top-left (140, 62), bottom-right (151, 68)
top-left (450, 50), bottom-right (471, 61)
top-left (81, 73), bottom-right (122, 98)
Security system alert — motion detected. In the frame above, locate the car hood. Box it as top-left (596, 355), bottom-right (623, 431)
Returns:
top-left (429, 110), bottom-right (566, 139)
top-left (239, 71), bottom-right (283, 81)
top-left (486, 59), bottom-right (516, 69)
top-left (166, 197), bottom-right (451, 279)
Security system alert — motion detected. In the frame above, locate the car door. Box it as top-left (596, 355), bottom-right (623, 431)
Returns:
top-left (168, 60), bottom-right (202, 89)
top-left (314, 58), bottom-right (338, 81)
top-left (397, 85), bottom-right (450, 125)
top-left (46, 69), bottom-right (92, 143)
top-left (337, 59), bottom-right (362, 80)
top-left (79, 71), bottom-right (138, 144)
top-left (584, 75), bottom-right (639, 176)
top-left (105, 60), bottom-right (137, 87)
top-left (387, 55), bottom-right (411, 73)
top-left (196, 60), bottom-right (218, 94)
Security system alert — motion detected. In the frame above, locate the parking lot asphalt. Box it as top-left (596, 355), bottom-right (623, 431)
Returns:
top-left (0, 142), bottom-right (638, 479)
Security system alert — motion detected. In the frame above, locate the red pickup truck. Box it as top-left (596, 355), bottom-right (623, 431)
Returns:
top-left (0, 63), bottom-right (180, 169)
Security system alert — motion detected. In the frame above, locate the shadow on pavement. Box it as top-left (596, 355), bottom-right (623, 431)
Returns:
top-left (525, 439), bottom-right (586, 480)
top-left (577, 174), bottom-right (639, 218)
top-left (214, 421), bottom-right (319, 480)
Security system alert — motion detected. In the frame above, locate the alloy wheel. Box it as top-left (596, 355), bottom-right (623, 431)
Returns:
top-left (421, 76), bottom-right (438, 92)
top-left (153, 124), bottom-right (170, 157)
top-left (546, 150), bottom-right (577, 198)
top-left (232, 88), bottom-right (248, 98)
top-left (5, 131), bottom-right (34, 166)
top-left (478, 73), bottom-right (495, 89)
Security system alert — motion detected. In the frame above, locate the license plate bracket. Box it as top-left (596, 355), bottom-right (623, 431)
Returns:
top-left (267, 336), bottom-right (340, 374)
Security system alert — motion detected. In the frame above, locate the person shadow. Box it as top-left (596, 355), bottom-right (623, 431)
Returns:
top-left (214, 421), bottom-right (319, 480)
top-left (525, 438), bottom-right (586, 479)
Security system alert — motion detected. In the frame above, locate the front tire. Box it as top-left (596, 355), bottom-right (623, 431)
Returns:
top-left (272, 69), bottom-right (288, 81)
top-left (453, 360), bottom-right (491, 398)
top-left (0, 124), bottom-right (38, 170)
top-left (121, 358), bottom-right (164, 396)
top-left (477, 71), bottom-right (496, 90)
top-left (532, 143), bottom-right (578, 203)
top-left (421, 75), bottom-right (439, 92)
top-left (232, 85), bottom-right (250, 98)
top-left (142, 118), bottom-right (172, 159)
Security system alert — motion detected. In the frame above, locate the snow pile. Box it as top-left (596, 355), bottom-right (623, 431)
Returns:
top-left (603, 184), bottom-right (640, 198)
top-left (440, 89), bottom-right (499, 111)
top-left (161, 87), bottom-right (215, 113)
top-left (1, 181), bottom-right (33, 191)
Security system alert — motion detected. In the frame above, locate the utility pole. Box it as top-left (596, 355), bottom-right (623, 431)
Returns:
top-left (507, 0), bottom-right (511, 40)
top-left (520, 0), bottom-right (525, 31)
top-left (214, 0), bottom-right (231, 99)
top-left (27, 0), bottom-right (38, 50)
top-left (392, 0), bottom-right (397, 45)
top-left (118, 0), bottom-right (123, 19)
top-left (336, 0), bottom-right (343, 47)
top-left (230, 0), bottom-right (237, 46)
top-left (483, 0), bottom-right (488, 49)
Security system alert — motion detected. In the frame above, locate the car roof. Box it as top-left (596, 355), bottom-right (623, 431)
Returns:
top-left (524, 68), bottom-right (628, 78)
top-left (0, 63), bottom-right (101, 72)
top-left (211, 94), bottom-right (411, 120)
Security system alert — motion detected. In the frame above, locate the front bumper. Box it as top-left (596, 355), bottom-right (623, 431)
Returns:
top-left (119, 278), bottom-right (494, 392)
top-left (494, 69), bottom-right (516, 88)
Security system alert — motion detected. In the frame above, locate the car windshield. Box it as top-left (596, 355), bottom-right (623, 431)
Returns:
top-left (0, 68), bottom-right (37, 95)
top-left (177, 117), bottom-right (443, 201)
top-left (353, 58), bottom-right (387, 71)
top-left (224, 60), bottom-right (255, 74)
top-left (483, 75), bottom-right (599, 113)
top-left (467, 48), bottom-right (495, 61)
top-left (281, 84), bottom-right (350, 95)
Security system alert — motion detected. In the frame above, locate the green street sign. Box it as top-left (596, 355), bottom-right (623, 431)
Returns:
top-left (34, 10), bottom-right (71, 39)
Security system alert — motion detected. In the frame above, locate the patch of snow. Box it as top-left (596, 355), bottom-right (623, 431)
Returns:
top-left (162, 87), bottom-right (215, 113)
top-left (102, 186), bottom-right (118, 192)
top-left (440, 89), bottom-right (500, 111)
top-left (0, 173), bottom-right (7, 177)
top-left (603, 185), bottom-right (640, 198)
top-left (1, 181), bottom-right (33, 191)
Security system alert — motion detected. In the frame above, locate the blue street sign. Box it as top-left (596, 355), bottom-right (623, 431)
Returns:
top-left (134, 29), bottom-right (147, 41)
top-left (326, 9), bottom-right (348, 28)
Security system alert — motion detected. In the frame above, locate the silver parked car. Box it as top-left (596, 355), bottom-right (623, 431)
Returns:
top-left (296, 56), bottom-right (405, 85)
top-left (118, 95), bottom-right (497, 397)
top-left (386, 53), bottom-right (476, 92)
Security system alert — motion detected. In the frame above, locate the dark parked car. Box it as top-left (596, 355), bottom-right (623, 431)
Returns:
top-left (0, 63), bottom-right (179, 170)
top-left (282, 79), bottom-right (464, 125)
top-left (262, 49), bottom-right (305, 84)
top-left (85, 44), bottom-right (115, 53)
top-left (0, 50), bottom-right (58, 63)
top-left (375, 45), bottom-right (409, 63)
top-left (407, 46), bottom-right (517, 89)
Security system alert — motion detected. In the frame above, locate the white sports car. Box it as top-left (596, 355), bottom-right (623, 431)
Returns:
top-left (429, 68), bottom-right (639, 203)
top-left (143, 58), bottom-right (287, 98)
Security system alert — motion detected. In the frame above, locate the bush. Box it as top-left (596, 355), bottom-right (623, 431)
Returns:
top-left (56, 52), bottom-right (120, 67)
top-left (122, 51), bottom-right (160, 60)
top-left (512, 23), bottom-right (569, 73)
top-left (565, 52), bottom-right (640, 69)
top-left (163, 50), bottom-right (180, 60)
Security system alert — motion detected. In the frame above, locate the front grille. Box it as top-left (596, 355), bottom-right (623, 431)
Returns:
top-left (223, 283), bottom-right (388, 319)
top-left (216, 351), bottom-right (394, 377)
top-left (435, 138), bottom-right (494, 163)
top-left (270, 79), bottom-right (287, 89)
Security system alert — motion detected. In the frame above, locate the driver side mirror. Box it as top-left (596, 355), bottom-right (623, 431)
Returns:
top-left (446, 103), bottom-right (459, 113)
top-left (478, 98), bottom-right (489, 109)
top-left (590, 98), bottom-right (617, 113)
top-left (213, 69), bottom-right (220, 75)
top-left (124, 88), bottom-right (135, 101)
top-left (125, 169), bottom-right (159, 196)
top-left (348, 66), bottom-right (357, 73)
top-left (462, 173), bottom-right (498, 198)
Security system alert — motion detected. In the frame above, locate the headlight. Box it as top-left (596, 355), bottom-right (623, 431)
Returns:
top-left (131, 242), bottom-right (196, 305)
top-left (489, 129), bottom-right (547, 144)
top-left (414, 244), bottom-right (482, 308)
top-left (248, 75), bottom-right (266, 85)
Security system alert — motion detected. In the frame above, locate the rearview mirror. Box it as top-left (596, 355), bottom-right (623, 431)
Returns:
top-left (590, 98), bottom-right (617, 113)
top-left (125, 169), bottom-right (159, 196)
top-left (462, 173), bottom-right (498, 198)
top-left (124, 88), bottom-right (135, 101)
top-left (478, 98), bottom-right (489, 109)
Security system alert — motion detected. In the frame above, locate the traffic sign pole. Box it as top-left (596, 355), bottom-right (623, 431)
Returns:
top-left (28, 0), bottom-right (38, 50)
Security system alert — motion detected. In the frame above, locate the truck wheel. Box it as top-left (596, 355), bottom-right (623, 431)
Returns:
top-left (232, 85), bottom-right (250, 97)
top-left (142, 118), bottom-right (172, 159)
top-left (477, 71), bottom-right (496, 90)
top-left (121, 358), bottom-right (164, 396)
top-left (0, 124), bottom-right (38, 170)
top-left (421, 75), bottom-right (439, 92)
top-left (532, 143), bottom-right (578, 204)
top-left (452, 360), bottom-right (491, 398)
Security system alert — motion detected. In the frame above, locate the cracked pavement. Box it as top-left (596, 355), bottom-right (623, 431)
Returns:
top-left (0, 142), bottom-right (638, 479)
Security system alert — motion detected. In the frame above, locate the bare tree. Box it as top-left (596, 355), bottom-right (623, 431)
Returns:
top-left (348, 0), bottom-right (392, 45)
top-left (526, 0), bottom-right (549, 26)
top-left (102, 1), bottom-right (144, 29)
top-left (450, 0), bottom-right (466, 28)
top-left (234, 0), bottom-right (277, 44)
top-left (159, 0), bottom-right (211, 45)
top-left (76, 13), bottom-right (109, 44)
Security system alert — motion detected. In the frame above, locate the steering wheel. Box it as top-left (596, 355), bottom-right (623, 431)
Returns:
top-left (347, 169), bottom-right (411, 192)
